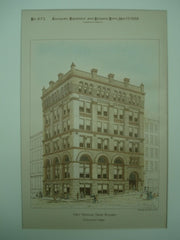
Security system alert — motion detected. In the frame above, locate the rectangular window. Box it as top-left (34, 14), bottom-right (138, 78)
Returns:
top-left (97, 105), bottom-right (101, 115)
top-left (78, 82), bottom-right (83, 92)
top-left (134, 128), bottom-right (138, 137)
top-left (86, 102), bottom-right (91, 113)
top-left (103, 122), bottom-right (108, 133)
top-left (86, 137), bottom-right (91, 148)
top-left (63, 122), bottom-right (67, 132)
top-left (114, 185), bottom-right (123, 193)
top-left (97, 87), bottom-right (101, 96)
top-left (97, 138), bottom-right (102, 149)
top-left (134, 143), bottom-right (139, 153)
top-left (104, 139), bottom-right (108, 150)
top-left (79, 119), bottom-right (84, 130)
top-left (79, 165), bottom-right (84, 178)
top-left (53, 126), bottom-right (57, 136)
top-left (84, 83), bottom-right (88, 93)
top-left (129, 142), bottom-right (133, 152)
top-left (63, 104), bottom-right (68, 116)
top-left (129, 112), bottom-right (133, 121)
top-left (119, 109), bottom-right (124, 119)
top-left (103, 106), bottom-right (108, 116)
top-left (89, 84), bottom-right (93, 94)
top-left (134, 112), bottom-right (138, 122)
top-left (106, 88), bottom-right (110, 97)
top-left (114, 125), bottom-right (118, 134)
top-left (114, 141), bottom-right (118, 151)
top-left (103, 184), bottom-right (108, 194)
top-left (85, 164), bottom-right (90, 178)
top-left (57, 125), bottom-right (60, 134)
top-left (63, 139), bottom-right (67, 149)
top-left (79, 101), bottom-right (84, 112)
top-left (114, 108), bottom-right (118, 119)
top-left (113, 90), bottom-right (117, 100)
top-left (119, 125), bottom-right (123, 135)
top-left (67, 120), bottom-right (70, 130)
top-left (67, 103), bottom-right (70, 114)
top-left (86, 119), bottom-right (91, 131)
top-left (101, 88), bottom-right (105, 97)
top-left (97, 121), bottom-right (102, 132)
top-left (67, 138), bottom-right (70, 148)
top-left (120, 141), bottom-right (124, 151)
top-left (129, 127), bottom-right (133, 137)
top-left (97, 166), bottom-right (101, 179)
top-left (98, 184), bottom-right (108, 194)
top-left (79, 136), bottom-right (84, 147)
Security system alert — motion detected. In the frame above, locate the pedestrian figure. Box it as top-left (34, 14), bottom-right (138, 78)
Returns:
top-left (93, 195), bottom-right (97, 203)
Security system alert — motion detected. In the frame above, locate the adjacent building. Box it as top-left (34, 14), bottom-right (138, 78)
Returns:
top-left (144, 118), bottom-right (160, 193)
top-left (30, 131), bottom-right (43, 198)
top-left (41, 63), bottom-right (145, 199)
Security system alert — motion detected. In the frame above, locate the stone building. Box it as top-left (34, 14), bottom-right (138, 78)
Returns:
top-left (144, 118), bottom-right (160, 193)
top-left (41, 63), bottom-right (145, 199)
top-left (30, 131), bottom-right (43, 198)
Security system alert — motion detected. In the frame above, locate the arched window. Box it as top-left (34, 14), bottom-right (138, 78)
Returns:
top-left (114, 158), bottom-right (124, 179)
top-left (53, 158), bottom-right (60, 179)
top-left (63, 155), bottom-right (70, 178)
top-left (97, 156), bottom-right (108, 179)
top-left (79, 155), bottom-right (91, 178)
top-left (45, 160), bottom-right (51, 180)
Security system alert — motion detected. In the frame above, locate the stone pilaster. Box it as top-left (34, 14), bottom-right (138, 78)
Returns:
top-left (92, 101), bottom-right (97, 132)
top-left (109, 105), bottom-right (114, 135)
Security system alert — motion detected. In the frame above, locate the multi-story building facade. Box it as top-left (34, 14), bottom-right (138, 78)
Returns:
top-left (30, 131), bottom-right (43, 198)
top-left (144, 118), bottom-right (160, 193)
top-left (41, 63), bottom-right (145, 199)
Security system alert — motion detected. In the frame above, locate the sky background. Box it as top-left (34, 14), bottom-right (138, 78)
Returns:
top-left (31, 39), bottom-right (159, 135)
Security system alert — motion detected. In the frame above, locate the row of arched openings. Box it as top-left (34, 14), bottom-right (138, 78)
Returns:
top-left (44, 155), bottom-right (124, 180)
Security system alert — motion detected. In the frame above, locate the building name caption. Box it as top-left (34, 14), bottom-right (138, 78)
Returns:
top-left (73, 212), bottom-right (117, 222)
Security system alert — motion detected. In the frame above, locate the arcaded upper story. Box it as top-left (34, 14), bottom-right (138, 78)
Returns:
top-left (41, 63), bottom-right (145, 112)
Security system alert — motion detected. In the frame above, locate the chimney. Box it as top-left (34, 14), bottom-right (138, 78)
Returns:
top-left (108, 73), bottom-right (114, 80)
top-left (91, 68), bottom-right (98, 78)
top-left (71, 62), bottom-right (76, 70)
top-left (140, 83), bottom-right (144, 92)
top-left (58, 73), bottom-right (64, 81)
top-left (123, 77), bottom-right (130, 87)
top-left (49, 81), bottom-right (54, 87)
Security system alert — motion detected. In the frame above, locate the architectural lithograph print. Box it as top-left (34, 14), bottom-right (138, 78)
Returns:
top-left (21, 10), bottom-right (168, 228)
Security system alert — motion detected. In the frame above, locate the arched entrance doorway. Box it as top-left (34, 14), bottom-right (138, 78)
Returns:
top-left (129, 172), bottom-right (138, 190)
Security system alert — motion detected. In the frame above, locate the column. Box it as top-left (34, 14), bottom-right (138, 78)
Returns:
top-left (92, 162), bottom-right (97, 179)
top-left (91, 182), bottom-right (98, 196)
top-left (139, 111), bottom-right (144, 139)
top-left (59, 105), bottom-right (63, 133)
top-left (108, 105), bottom-right (114, 135)
top-left (108, 163), bottom-right (114, 181)
top-left (109, 181), bottom-right (114, 195)
top-left (124, 108), bottom-right (130, 153)
top-left (124, 108), bottom-right (129, 137)
top-left (92, 101), bottom-right (97, 132)
top-left (49, 109), bottom-right (54, 138)
top-left (70, 99), bottom-right (79, 130)
top-left (71, 161), bottom-right (79, 178)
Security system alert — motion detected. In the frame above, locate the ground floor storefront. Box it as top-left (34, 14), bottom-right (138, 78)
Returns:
top-left (43, 178), bottom-right (144, 200)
